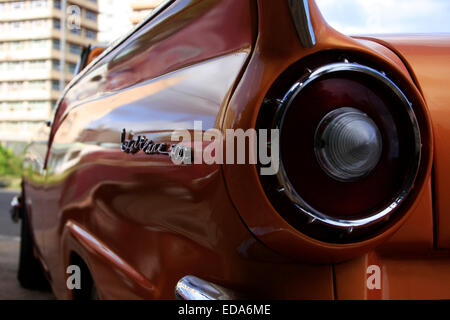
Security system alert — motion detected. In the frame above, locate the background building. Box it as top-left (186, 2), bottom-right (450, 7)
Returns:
top-left (129, 0), bottom-right (162, 26)
top-left (0, 0), bottom-right (99, 149)
top-left (0, 0), bottom-right (166, 150)
top-left (98, 0), bottom-right (132, 43)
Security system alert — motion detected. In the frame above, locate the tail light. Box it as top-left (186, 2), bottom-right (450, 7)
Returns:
top-left (314, 106), bottom-right (383, 182)
top-left (258, 56), bottom-right (423, 243)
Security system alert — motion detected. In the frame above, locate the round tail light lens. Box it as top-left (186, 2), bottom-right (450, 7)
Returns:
top-left (257, 60), bottom-right (424, 242)
top-left (314, 107), bottom-right (383, 182)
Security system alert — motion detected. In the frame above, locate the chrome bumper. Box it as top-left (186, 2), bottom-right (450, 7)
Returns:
top-left (175, 275), bottom-right (238, 300)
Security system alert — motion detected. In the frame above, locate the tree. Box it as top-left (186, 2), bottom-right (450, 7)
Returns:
top-left (0, 145), bottom-right (23, 177)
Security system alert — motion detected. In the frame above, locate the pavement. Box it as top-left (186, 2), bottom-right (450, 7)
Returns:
top-left (0, 189), bottom-right (55, 300)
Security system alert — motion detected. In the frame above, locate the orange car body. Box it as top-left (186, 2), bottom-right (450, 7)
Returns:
top-left (21, 0), bottom-right (450, 299)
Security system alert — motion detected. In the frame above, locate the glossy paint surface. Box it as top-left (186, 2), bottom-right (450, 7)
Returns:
top-left (23, 0), bottom-right (334, 300)
top-left (335, 250), bottom-right (450, 299)
top-left (22, 0), bottom-right (450, 300)
top-left (222, 0), bottom-right (433, 262)
top-left (220, 0), bottom-right (445, 298)
top-left (26, 0), bottom-right (294, 299)
top-left (364, 35), bottom-right (450, 250)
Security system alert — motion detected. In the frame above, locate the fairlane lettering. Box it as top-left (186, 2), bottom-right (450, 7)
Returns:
top-left (120, 129), bottom-right (169, 155)
top-left (121, 129), bottom-right (192, 165)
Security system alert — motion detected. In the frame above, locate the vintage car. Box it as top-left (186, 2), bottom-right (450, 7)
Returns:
top-left (13, 0), bottom-right (450, 299)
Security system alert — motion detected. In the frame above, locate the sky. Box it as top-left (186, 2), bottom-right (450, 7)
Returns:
top-left (316, 0), bottom-right (450, 35)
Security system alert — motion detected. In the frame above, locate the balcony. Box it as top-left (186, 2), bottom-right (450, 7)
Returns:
top-left (0, 121), bottom-right (46, 142)
top-left (0, 88), bottom-right (61, 101)
top-left (0, 107), bottom-right (51, 121)
top-left (0, 7), bottom-right (53, 22)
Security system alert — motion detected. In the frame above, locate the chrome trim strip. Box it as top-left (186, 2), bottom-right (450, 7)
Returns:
top-left (274, 62), bottom-right (421, 229)
top-left (175, 276), bottom-right (237, 300)
top-left (50, 0), bottom-right (175, 122)
top-left (287, 0), bottom-right (316, 48)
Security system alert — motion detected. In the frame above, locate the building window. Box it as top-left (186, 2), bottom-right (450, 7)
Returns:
top-left (28, 101), bottom-right (47, 112)
top-left (7, 62), bottom-right (24, 71)
top-left (54, 0), bottom-right (61, 9)
top-left (12, 2), bottom-right (25, 10)
top-left (6, 101), bottom-right (25, 112)
top-left (10, 41), bottom-right (25, 51)
top-left (31, 0), bottom-right (48, 8)
top-left (70, 27), bottom-right (81, 36)
top-left (31, 19), bottom-right (47, 30)
top-left (52, 59), bottom-right (60, 70)
top-left (52, 80), bottom-right (60, 90)
top-left (53, 18), bottom-right (61, 30)
top-left (9, 81), bottom-right (24, 91)
top-left (68, 63), bottom-right (76, 74)
top-left (69, 43), bottom-right (81, 55)
top-left (53, 39), bottom-right (60, 50)
top-left (29, 101), bottom-right (46, 107)
top-left (31, 39), bottom-right (48, 49)
top-left (28, 80), bottom-right (46, 91)
top-left (85, 9), bottom-right (97, 21)
top-left (85, 29), bottom-right (96, 40)
top-left (12, 22), bottom-right (22, 30)
top-left (29, 60), bottom-right (46, 70)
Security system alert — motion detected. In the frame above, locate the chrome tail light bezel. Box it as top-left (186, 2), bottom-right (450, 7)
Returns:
top-left (273, 62), bottom-right (422, 231)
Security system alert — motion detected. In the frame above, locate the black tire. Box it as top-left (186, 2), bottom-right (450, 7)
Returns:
top-left (17, 198), bottom-right (49, 290)
top-left (90, 283), bottom-right (99, 300)
top-left (71, 258), bottom-right (97, 300)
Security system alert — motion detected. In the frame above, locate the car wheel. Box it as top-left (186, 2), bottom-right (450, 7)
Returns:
top-left (17, 198), bottom-right (49, 290)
